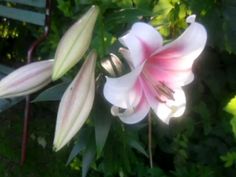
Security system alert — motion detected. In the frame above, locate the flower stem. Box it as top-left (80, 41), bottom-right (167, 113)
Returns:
top-left (148, 111), bottom-right (153, 168)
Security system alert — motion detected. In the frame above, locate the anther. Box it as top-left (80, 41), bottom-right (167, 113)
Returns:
top-left (155, 82), bottom-right (175, 101)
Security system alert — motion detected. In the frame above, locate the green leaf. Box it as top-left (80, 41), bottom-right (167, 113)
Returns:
top-left (92, 97), bottom-right (112, 155)
top-left (222, 0), bottom-right (236, 53)
top-left (225, 95), bottom-right (236, 137)
top-left (67, 128), bottom-right (92, 165)
top-left (0, 97), bottom-right (24, 113)
top-left (220, 151), bottom-right (236, 168)
top-left (106, 8), bottom-right (152, 27)
top-left (32, 82), bottom-right (70, 102)
top-left (128, 139), bottom-right (148, 157)
top-left (0, 64), bottom-right (14, 76)
top-left (190, 0), bottom-right (236, 53)
top-left (148, 167), bottom-right (167, 177)
top-left (152, 0), bottom-right (173, 15)
top-left (66, 140), bottom-right (85, 166)
top-left (82, 136), bottom-right (96, 177)
top-left (193, 102), bottom-right (211, 135)
top-left (224, 95), bottom-right (236, 116)
top-left (230, 117), bottom-right (236, 138)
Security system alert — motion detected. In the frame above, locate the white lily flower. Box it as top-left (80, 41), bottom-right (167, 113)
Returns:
top-left (103, 15), bottom-right (207, 124)
top-left (53, 51), bottom-right (97, 151)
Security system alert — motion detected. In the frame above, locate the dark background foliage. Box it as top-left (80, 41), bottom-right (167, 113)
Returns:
top-left (0, 0), bottom-right (236, 176)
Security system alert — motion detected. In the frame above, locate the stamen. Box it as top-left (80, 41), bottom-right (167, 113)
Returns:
top-left (142, 71), bottom-right (174, 103)
top-left (160, 82), bottom-right (174, 93)
top-left (154, 82), bottom-right (175, 101)
top-left (155, 94), bottom-right (166, 103)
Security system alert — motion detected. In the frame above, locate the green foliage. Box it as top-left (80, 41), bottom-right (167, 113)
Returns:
top-left (1, 0), bottom-right (236, 176)
top-left (172, 164), bottom-right (215, 177)
top-left (221, 152), bottom-right (236, 168)
top-left (225, 95), bottom-right (236, 117)
top-left (225, 96), bottom-right (236, 140)
top-left (188, 0), bottom-right (236, 54)
top-left (225, 95), bottom-right (236, 137)
top-left (0, 104), bottom-right (78, 177)
top-left (32, 81), bottom-right (70, 102)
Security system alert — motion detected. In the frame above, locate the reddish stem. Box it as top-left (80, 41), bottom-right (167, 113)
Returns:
top-left (20, 0), bottom-right (52, 165)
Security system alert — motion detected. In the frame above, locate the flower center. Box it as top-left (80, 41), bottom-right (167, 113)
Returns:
top-left (142, 71), bottom-right (174, 103)
top-left (153, 82), bottom-right (175, 103)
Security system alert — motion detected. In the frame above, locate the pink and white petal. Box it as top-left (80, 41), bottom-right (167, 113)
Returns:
top-left (150, 15), bottom-right (207, 71)
top-left (128, 22), bottom-right (163, 52)
top-left (119, 22), bottom-right (163, 67)
top-left (111, 96), bottom-right (150, 124)
top-left (139, 76), bottom-right (162, 113)
top-left (143, 63), bottom-right (194, 87)
top-left (155, 88), bottom-right (186, 124)
top-left (103, 65), bottom-right (143, 108)
top-left (119, 34), bottom-right (146, 67)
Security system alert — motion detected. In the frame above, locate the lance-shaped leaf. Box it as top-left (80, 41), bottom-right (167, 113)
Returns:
top-left (0, 60), bottom-right (53, 99)
top-left (52, 5), bottom-right (99, 81)
top-left (53, 51), bottom-right (97, 151)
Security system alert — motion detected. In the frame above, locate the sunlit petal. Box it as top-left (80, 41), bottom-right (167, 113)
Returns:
top-left (119, 22), bottom-right (163, 67)
top-left (103, 64), bottom-right (144, 108)
top-left (144, 63), bottom-right (194, 87)
top-left (151, 15), bottom-right (207, 70)
top-left (155, 88), bottom-right (186, 124)
top-left (111, 95), bottom-right (150, 124)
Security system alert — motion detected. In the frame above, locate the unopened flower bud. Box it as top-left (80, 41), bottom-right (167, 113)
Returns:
top-left (0, 60), bottom-right (53, 98)
top-left (53, 51), bottom-right (97, 151)
top-left (52, 5), bottom-right (99, 81)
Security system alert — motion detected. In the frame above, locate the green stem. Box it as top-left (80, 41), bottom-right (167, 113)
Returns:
top-left (148, 111), bottom-right (153, 168)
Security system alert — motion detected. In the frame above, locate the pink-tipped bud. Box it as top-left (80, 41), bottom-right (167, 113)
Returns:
top-left (53, 51), bottom-right (97, 151)
top-left (0, 60), bottom-right (53, 98)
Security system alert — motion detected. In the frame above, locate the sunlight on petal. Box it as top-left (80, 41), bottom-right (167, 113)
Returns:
top-left (103, 15), bottom-right (206, 124)
top-left (156, 88), bottom-right (186, 124)
top-left (103, 65), bottom-right (144, 108)
top-left (111, 96), bottom-right (150, 124)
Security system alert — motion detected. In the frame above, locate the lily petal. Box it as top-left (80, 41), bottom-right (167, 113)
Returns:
top-left (155, 88), bottom-right (186, 124)
top-left (103, 64), bottom-right (144, 109)
top-left (149, 15), bottom-right (207, 86)
top-left (144, 63), bottom-right (194, 87)
top-left (119, 22), bottom-right (163, 67)
top-left (111, 95), bottom-right (150, 124)
top-left (53, 51), bottom-right (96, 151)
top-left (0, 60), bottom-right (53, 98)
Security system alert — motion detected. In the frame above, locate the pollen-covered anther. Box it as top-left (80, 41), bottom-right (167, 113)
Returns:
top-left (154, 82), bottom-right (175, 101)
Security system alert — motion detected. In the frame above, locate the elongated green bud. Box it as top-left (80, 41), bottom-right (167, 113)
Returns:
top-left (0, 60), bottom-right (53, 98)
top-left (53, 51), bottom-right (97, 151)
top-left (52, 5), bottom-right (99, 81)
